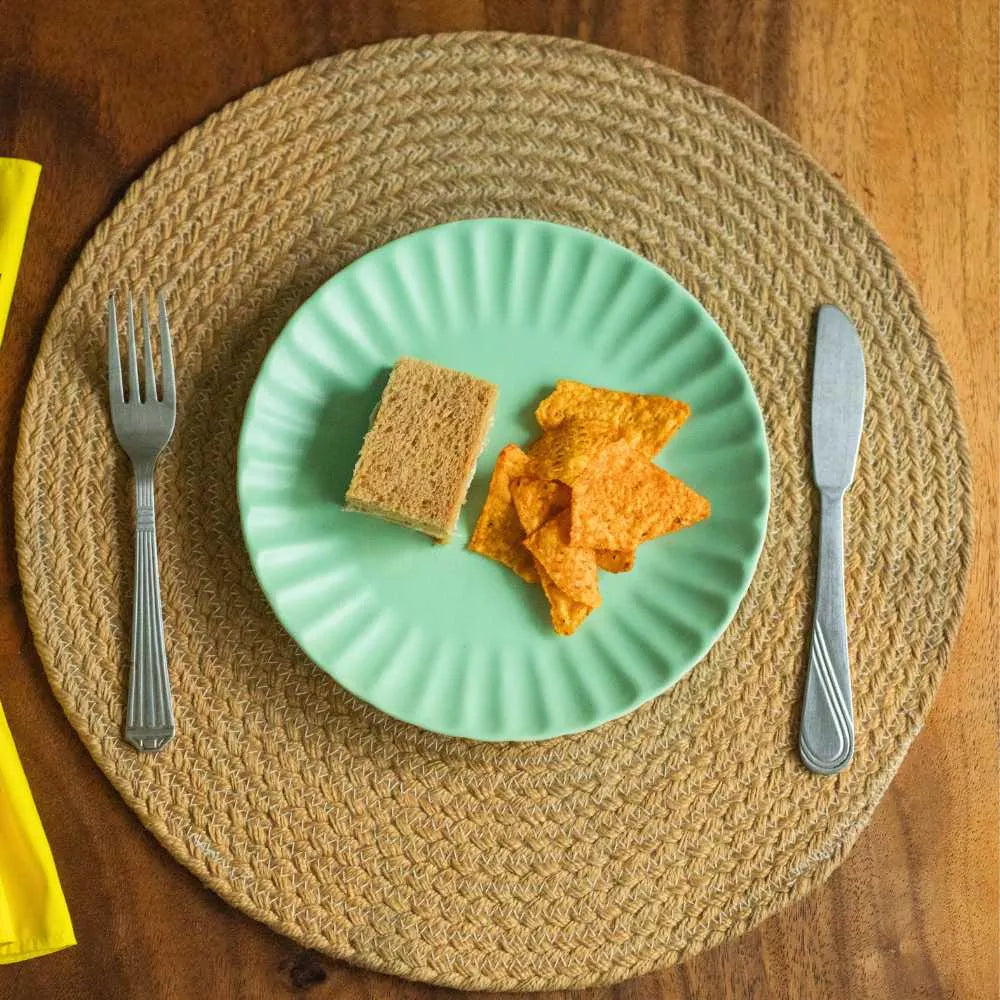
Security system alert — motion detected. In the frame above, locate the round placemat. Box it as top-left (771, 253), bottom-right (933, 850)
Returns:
top-left (15, 33), bottom-right (971, 990)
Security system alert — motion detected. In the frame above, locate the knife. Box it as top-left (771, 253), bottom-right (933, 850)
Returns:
top-left (800, 305), bottom-right (866, 775)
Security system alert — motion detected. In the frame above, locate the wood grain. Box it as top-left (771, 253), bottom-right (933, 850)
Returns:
top-left (0, 2), bottom-right (996, 998)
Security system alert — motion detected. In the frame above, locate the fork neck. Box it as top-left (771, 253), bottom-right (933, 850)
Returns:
top-left (134, 462), bottom-right (156, 513)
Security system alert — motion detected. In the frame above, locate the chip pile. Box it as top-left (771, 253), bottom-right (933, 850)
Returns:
top-left (468, 380), bottom-right (711, 635)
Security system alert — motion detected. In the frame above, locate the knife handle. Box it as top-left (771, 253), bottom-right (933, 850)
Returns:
top-left (800, 489), bottom-right (855, 774)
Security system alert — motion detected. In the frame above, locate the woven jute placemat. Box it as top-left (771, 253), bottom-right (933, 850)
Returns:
top-left (15, 33), bottom-right (971, 990)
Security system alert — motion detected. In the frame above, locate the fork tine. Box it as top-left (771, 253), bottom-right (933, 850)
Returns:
top-left (140, 294), bottom-right (158, 402)
top-left (158, 290), bottom-right (175, 407)
top-left (125, 290), bottom-right (141, 403)
top-left (107, 293), bottom-right (123, 403)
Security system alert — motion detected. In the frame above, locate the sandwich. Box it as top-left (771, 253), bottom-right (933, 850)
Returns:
top-left (345, 357), bottom-right (498, 540)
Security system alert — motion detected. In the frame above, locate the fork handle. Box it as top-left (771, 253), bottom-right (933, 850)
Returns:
top-left (125, 464), bottom-right (175, 751)
top-left (799, 489), bottom-right (855, 774)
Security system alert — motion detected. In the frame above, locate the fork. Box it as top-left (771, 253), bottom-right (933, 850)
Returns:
top-left (108, 290), bottom-right (177, 752)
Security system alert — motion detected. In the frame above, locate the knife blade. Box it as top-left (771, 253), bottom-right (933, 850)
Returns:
top-left (800, 305), bottom-right (866, 775)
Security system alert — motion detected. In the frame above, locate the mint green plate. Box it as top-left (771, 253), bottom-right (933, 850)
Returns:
top-left (237, 219), bottom-right (769, 741)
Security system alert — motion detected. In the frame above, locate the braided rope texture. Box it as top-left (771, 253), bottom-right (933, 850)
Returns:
top-left (13, 33), bottom-right (972, 991)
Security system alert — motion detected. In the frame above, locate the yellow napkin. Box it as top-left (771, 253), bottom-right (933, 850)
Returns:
top-left (0, 702), bottom-right (75, 962)
top-left (0, 158), bottom-right (41, 347)
top-left (0, 157), bottom-right (74, 962)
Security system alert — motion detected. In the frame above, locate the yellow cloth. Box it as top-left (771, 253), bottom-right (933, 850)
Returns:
top-left (0, 702), bottom-right (75, 962)
top-left (0, 157), bottom-right (75, 962)
top-left (0, 158), bottom-right (41, 347)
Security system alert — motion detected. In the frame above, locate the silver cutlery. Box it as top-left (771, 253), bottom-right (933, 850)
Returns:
top-left (108, 290), bottom-right (176, 752)
top-left (800, 305), bottom-right (866, 775)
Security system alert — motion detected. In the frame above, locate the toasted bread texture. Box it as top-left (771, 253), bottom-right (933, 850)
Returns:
top-left (345, 358), bottom-right (498, 540)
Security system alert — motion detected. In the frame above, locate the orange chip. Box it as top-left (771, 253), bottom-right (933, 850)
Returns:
top-left (595, 548), bottom-right (636, 573)
top-left (523, 511), bottom-right (601, 608)
top-left (536, 563), bottom-right (592, 636)
top-left (570, 440), bottom-right (711, 550)
top-left (535, 380), bottom-right (690, 458)
top-left (510, 477), bottom-right (570, 534)
top-left (526, 417), bottom-right (622, 485)
top-left (467, 444), bottom-right (538, 582)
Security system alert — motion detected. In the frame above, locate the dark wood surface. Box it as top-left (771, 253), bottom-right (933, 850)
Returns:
top-left (1, 2), bottom-right (997, 998)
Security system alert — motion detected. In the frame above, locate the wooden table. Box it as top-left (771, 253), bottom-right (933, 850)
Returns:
top-left (1, 3), bottom-right (996, 998)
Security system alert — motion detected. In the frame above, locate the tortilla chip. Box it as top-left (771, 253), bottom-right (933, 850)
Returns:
top-left (536, 563), bottom-right (592, 636)
top-left (468, 444), bottom-right (538, 582)
top-left (523, 511), bottom-right (601, 608)
top-left (510, 477), bottom-right (570, 534)
top-left (595, 548), bottom-right (636, 573)
top-left (526, 417), bottom-right (622, 485)
top-left (536, 380), bottom-right (690, 458)
top-left (570, 440), bottom-right (711, 550)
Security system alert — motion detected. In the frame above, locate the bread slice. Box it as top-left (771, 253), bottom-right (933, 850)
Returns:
top-left (345, 358), bottom-right (498, 540)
